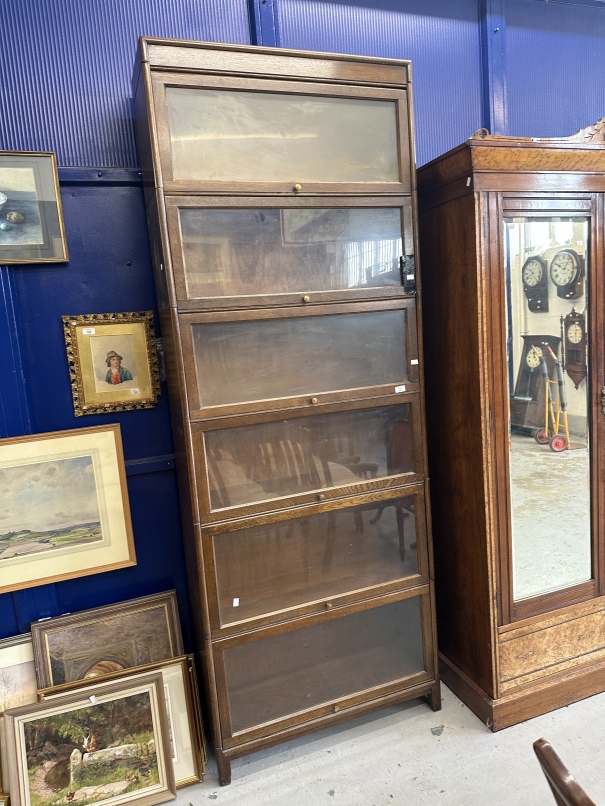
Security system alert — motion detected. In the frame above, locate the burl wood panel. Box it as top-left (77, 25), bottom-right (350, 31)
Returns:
top-left (499, 600), bottom-right (605, 693)
top-left (470, 144), bottom-right (605, 175)
top-left (418, 188), bottom-right (496, 697)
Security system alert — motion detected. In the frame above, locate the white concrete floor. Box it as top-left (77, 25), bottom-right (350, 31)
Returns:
top-left (177, 684), bottom-right (605, 805)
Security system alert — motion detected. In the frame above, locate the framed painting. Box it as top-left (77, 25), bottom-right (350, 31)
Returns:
top-left (0, 425), bottom-right (135, 595)
top-left (31, 592), bottom-right (183, 690)
top-left (62, 312), bottom-right (161, 416)
top-left (39, 656), bottom-right (205, 787)
top-left (0, 151), bottom-right (68, 264)
top-left (4, 674), bottom-right (175, 806)
top-left (0, 635), bottom-right (38, 794)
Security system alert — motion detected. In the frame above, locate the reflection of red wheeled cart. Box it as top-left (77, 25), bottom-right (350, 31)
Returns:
top-left (533, 344), bottom-right (570, 452)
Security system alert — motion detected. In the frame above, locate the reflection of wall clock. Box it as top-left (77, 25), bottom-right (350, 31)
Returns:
top-left (562, 309), bottom-right (587, 389)
top-left (550, 248), bottom-right (584, 299)
top-left (521, 255), bottom-right (549, 312)
top-left (510, 334), bottom-right (561, 432)
top-left (525, 345), bottom-right (543, 368)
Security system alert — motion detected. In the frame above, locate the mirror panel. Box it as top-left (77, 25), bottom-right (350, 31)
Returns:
top-left (505, 217), bottom-right (591, 601)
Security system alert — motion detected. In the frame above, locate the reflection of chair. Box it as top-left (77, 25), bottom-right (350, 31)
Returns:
top-left (358, 418), bottom-right (415, 560)
top-left (206, 435), bottom-right (362, 507)
top-left (208, 423), bottom-right (417, 566)
top-left (533, 738), bottom-right (596, 806)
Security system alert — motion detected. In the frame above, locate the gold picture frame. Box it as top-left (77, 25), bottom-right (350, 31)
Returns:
top-left (0, 151), bottom-right (68, 264)
top-left (30, 591), bottom-right (183, 690)
top-left (0, 424), bottom-right (135, 595)
top-left (39, 656), bottom-right (206, 787)
top-left (63, 312), bottom-right (161, 416)
top-left (4, 674), bottom-right (175, 806)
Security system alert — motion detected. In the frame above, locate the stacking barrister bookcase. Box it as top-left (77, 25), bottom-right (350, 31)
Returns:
top-left (133, 37), bottom-right (440, 784)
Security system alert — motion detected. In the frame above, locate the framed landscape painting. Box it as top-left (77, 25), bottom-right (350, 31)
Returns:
top-left (39, 656), bottom-right (206, 787)
top-left (62, 312), bottom-right (160, 416)
top-left (4, 674), bottom-right (175, 806)
top-left (31, 592), bottom-right (183, 690)
top-left (0, 151), bottom-right (68, 264)
top-left (0, 425), bottom-right (135, 595)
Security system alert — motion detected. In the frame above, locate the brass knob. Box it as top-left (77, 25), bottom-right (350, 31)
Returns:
top-left (325, 602), bottom-right (332, 609)
top-left (318, 493), bottom-right (325, 501)
top-left (293, 183), bottom-right (302, 192)
top-left (333, 705), bottom-right (340, 712)
top-left (310, 397), bottom-right (318, 405)
top-left (302, 295), bottom-right (310, 303)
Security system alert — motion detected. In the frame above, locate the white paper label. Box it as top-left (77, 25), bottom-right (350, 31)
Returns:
top-left (89, 695), bottom-right (97, 704)
top-left (411, 359), bottom-right (419, 365)
top-left (82, 327), bottom-right (95, 335)
top-left (395, 385), bottom-right (406, 393)
top-left (130, 388), bottom-right (139, 394)
top-left (233, 598), bottom-right (240, 607)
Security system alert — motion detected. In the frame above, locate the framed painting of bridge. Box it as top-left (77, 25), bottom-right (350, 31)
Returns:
top-left (3, 673), bottom-right (175, 806)
top-left (30, 592), bottom-right (182, 690)
top-left (0, 424), bottom-right (135, 595)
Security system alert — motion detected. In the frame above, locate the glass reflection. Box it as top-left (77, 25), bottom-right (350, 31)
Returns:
top-left (505, 217), bottom-right (591, 601)
top-left (224, 597), bottom-right (424, 732)
top-left (204, 404), bottom-right (415, 509)
top-left (166, 88), bottom-right (400, 184)
top-left (193, 309), bottom-right (408, 407)
top-left (213, 496), bottom-right (419, 625)
top-left (178, 207), bottom-right (403, 298)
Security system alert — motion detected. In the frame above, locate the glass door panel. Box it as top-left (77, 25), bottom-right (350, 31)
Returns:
top-left (212, 493), bottom-right (422, 626)
top-left (202, 404), bottom-right (418, 510)
top-left (223, 597), bottom-right (425, 733)
top-left (505, 216), bottom-right (591, 601)
top-left (165, 87), bottom-right (400, 184)
top-left (176, 207), bottom-right (403, 299)
top-left (192, 309), bottom-right (408, 408)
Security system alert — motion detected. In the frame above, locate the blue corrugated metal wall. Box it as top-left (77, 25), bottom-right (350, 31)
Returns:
top-left (507, 0), bottom-right (605, 137)
top-left (1, 0), bottom-right (604, 647)
top-left (0, 0), bottom-right (250, 166)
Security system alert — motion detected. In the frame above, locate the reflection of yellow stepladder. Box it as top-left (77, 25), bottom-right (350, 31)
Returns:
top-left (533, 344), bottom-right (570, 452)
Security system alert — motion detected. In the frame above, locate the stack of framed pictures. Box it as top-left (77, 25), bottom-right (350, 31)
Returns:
top-left (0, 591), bottom-right (206, 806)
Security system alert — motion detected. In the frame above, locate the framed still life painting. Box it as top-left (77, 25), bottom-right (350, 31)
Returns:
top-left (0, 151), bottom-right (68, 264)
top-left (4, 674), bottom-right (176, 806)
top-left (63, 312), bottom-right (161, 416)
top-left (0, 424), bottom-right (135, 595)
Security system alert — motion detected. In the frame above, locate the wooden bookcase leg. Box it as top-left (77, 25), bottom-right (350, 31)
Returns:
top-left (426, 681), bottom-right (442, 712)
top-left (216, 749), bottom-right (232, 786)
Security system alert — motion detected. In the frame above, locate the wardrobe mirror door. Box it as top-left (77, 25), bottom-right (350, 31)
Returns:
top-left (504, 216), bottom-right (591, 602)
